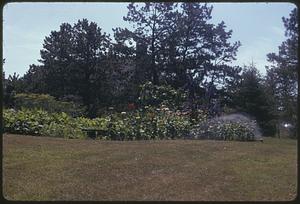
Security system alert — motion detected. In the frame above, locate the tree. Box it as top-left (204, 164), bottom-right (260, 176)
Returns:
top-left (220, 65), bottom-right (243, 108)
top-left (122, 2), bottom-right (177, 85)
top-left (154, 3), bottom-right (241, 114)
top-left (21, 64), bottom-right (47, 94)
top-left (3, 72), bottom-right (24, 107)
top-left (21, 19), bottom-right (111, 117)
top-left (39, 23), bottom-right (74, 97)
top-left (119, 2), bottom-right (241, 108)
top-left (161, 3), bottom-right (241, 91)
top-left (266, 8), bottom-right (298, 137)
top-left (234, 63), bottom-right (277, 136)
top-left (111, 28), bottom-right (140, 105)
top-left (104, 43), bottom-right (137, 107)
top-left (71, 19), bottom-right (110, 117)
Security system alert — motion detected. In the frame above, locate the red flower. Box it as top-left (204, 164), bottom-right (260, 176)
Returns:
top-left (128, 103), bottom-right (136, 110)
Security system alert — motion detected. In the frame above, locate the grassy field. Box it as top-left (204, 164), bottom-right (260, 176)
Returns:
top-left (3, 134), bottom-right (297, 201)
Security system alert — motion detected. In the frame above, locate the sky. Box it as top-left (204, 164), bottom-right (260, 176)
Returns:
top-left (2, 2), bottom-right (297, 77)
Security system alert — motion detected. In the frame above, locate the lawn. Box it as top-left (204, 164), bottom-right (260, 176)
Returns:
top-left (2, 134), bottom-right (297, 201)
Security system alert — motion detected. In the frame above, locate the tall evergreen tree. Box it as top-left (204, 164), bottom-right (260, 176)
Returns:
top-left (122, 2), bottom-right (176, 85)
top-left (234, 64), bottom-right (277, 136)
top-left (119, 2), bottom-right (241, 102)
top-left (3, 72), bottom-right (25, 107)
top-left (154, 3), bottom-right (241, 113)
top-left (39, 23), bottom-right (74, 97)
top-left (266, 8), bottom-right (298, 137)
top-left (21, 19), bottom-right (111, 117)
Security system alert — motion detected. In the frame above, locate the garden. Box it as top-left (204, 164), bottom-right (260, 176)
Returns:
top-left (2, 3), bottom-right (298, 201)
top-left (3, 81), bottom-right (261, 142)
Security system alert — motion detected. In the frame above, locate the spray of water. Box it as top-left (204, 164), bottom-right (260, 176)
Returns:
top-left (211, 113), bottom-right (263, 140)
top-left (188, 112), bottom-right (263, 141)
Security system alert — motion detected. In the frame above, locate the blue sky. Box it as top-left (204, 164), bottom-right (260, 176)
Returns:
top-left (3, 2), bottom-right (297, 77)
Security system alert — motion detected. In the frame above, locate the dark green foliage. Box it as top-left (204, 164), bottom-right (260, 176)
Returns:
top-left (3, 73), bottom-right (25, 108)
top-left (165, 3), bottom-right (241, 90)
top-left (20, 64), bottom-right (47, 94)
top-left (20, 19), bottom-right (111, 118)
top-left (234, 65), bottom-right (277, 136)
top-left (3, 108), bottom-right (104, 139)
top-left (4, 104), bottom-right (260, 142)
top-left (105, 106), bottom-right (195, 140)
top-left (122, 2), bottom-right (177, 85)
top-left (120, 2), bottom-right (241, 93)
top-left (4, 3), bottom-right (292, 140)
top-left (12, 3), bottom-right (242, 119)
top-left (138, 81), bottom-right (188, 109)
top-left (13, 93), bottom-right (86, 117)
top-left (266, 8), bottom-right (298, 138)
top-left (3, 107), bottom-right (206, 140)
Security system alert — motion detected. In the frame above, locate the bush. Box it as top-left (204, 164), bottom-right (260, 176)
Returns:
top-left (14, 93), bottom-right (86, 117)
top-left (3, 106), bottom-right (202, 140)
top-left (188, 114), bottom-right (261, 141)
top-left (102, 105), bottom-right (194, 140)
top-left (3, 109), bottom-right (87, 139)
top-left (211, 122), bottom-right (255, 141)
top-left (138, 81), bottom-right (187, 109)
top-left (189, 121), bottom-right (255, 141)
top-left (4, 108), bottom-right (52, 135)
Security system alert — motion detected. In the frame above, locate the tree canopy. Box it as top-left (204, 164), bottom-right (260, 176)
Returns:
top-left (266, 8), bottom-right (298, 137)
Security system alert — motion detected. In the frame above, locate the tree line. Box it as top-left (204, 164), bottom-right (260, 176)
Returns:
top-left (3, 3), bottom-right (298, 137)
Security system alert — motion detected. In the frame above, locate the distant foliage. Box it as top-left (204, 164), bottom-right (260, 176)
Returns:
top-left (14, 93), bottom-right (86, 117)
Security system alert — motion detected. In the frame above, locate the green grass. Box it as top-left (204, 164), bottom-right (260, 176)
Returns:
top-left (3, 134), bottom-right (297, 201)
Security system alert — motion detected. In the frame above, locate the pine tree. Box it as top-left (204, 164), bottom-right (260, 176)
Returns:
top-left (234, 63), bottom-right (277, 136)
top-left (21, 19), bottom-right (111, 117)
top-left (266, 8), bottom-right (298, 137)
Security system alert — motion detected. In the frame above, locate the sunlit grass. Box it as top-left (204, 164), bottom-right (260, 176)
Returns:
top-left (3, 134), bottom-right (297, 201)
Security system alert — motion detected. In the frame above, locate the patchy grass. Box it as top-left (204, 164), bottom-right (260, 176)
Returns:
top-left (3, 134), bottom-right (297, 201)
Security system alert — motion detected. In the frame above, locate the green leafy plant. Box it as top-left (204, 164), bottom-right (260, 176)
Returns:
top-left (14, 93), bottom-right (86, 117)
top-left (189, 120), bottom-right (256, 141)
top-left (138, 81), bottom-right (187, 109)
top-left (3, 104), bottom-right (207, 140)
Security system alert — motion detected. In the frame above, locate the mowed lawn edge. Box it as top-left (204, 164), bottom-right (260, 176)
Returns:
top-left (3, 134), bottom-right (297, 201)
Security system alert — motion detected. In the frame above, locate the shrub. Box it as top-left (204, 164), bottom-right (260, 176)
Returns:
top-left (138, 81), bottom-right (187, 109)
top-left (188, 114), bottom-right (261, 141)
top-left (211, 122), bottom-right (255, 141)
top-left (3, 106), bottom-right (199, 140)
top-left (102, 105), bottom-right (194, 140)
top-left (3, 109), bottom-right (88, 139)
top-left (14, 93), bottom-right (86, 117)
top-left (3, 108), bottom-right (52, 135)
top-left (41, 122), bottom-right (86, 139)
top-left (189, 121), bottom-right (256, 141)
